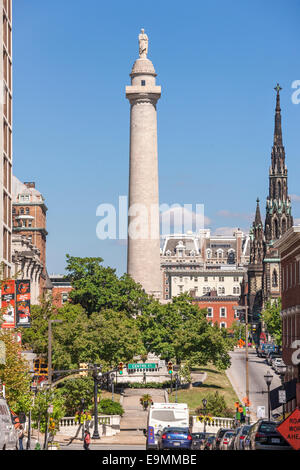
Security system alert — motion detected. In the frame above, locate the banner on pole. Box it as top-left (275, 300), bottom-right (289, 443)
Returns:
top-left (15, 280), bottom-right (31, 328)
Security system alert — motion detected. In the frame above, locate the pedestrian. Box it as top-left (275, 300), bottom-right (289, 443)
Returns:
top-left (83, 430), bottom-right (91, 450)
top-left (18, 425), bottom-right (24, 450)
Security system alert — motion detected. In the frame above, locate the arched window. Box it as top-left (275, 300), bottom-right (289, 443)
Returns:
top-left (272, 269), bottom-right (278, 287)
top-left (282, 218), bottom-right (287, 235)
top-left (26, 207), bottom-right (30, 214)
top-left (20, 208), bottom-right (24, 214)
top-left (206, 249), bottom-right (212, 259)
top-left (273, 219), bottom-right (279, 239)
top-left (278, 180), bottom-right (281, 199)
top-left (228, 250), bottom-right (235, 264)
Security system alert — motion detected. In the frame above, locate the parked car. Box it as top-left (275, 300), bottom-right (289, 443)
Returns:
top-left (233, 425), bottom-right (251, 450)
top-left (273, 358), bottom-right (286, 374)
top-left (212, 428), bottom-right (233, 450)
top-left (202, 435), bottom-right (216, 450)
top-left (219, 430), bottom-right (236, 450)
top-left (244, 420), bottom-right (292, 450)
top-left (257, 343), bottom-right (275, 358)
top-left (0, 397), bottom-right (19, 450)
top-left (157, 427), bottom-right (193, 450)
top-left (266, 351), bottom-right (281, 366)
top-left (191, 432), bottom-right (206, 450)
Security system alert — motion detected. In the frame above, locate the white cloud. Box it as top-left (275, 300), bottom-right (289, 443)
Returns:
top-left (291, 194), bottom-right (300, 202)
top-left (212, 226), bottom-right (249, 236)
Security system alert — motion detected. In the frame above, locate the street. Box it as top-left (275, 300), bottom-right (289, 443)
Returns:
top-left (227, 348), bottom-right (282, 420)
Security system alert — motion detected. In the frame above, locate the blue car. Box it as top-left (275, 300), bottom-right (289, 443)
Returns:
top-left (158, 427), bottom-right (193, 450)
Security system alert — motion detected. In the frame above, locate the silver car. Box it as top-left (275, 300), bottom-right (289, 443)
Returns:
top-left (0, 398), bottom-right (18, 450)
top-left (219, 430), bottom-right (236, 450)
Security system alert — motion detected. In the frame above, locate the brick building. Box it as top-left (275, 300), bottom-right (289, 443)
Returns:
top-left (192, 290), bottom-right (239, 329)
top-left (49, 274), bottom-right (72, 309)
top-left (274, 226), bottom-right (300, 412)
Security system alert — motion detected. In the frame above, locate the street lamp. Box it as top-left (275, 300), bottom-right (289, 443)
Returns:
top-left (175, 374), bottom-right (179, 403)
top-left (92, 364), bottom-right (102, 439)
top-left (48, 319), bottom-right (63, 387)
top-left (202, 398), bottom-right (208, 434)
top-left (264, 371), bottom-right (273, 421)
top-left (110, 373), bottom-right (115, 402)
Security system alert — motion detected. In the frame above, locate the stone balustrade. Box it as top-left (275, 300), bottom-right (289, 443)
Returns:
top-left (192, 416), bottom-right (235, 434)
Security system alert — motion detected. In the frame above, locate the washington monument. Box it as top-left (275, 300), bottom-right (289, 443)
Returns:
top-left (126, 29), bottom-right (162, 299)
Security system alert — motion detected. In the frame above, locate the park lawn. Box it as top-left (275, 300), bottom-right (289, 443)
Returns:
top-left (99, 390), bottom-right (121, 402)
top-left (168, 364), bottom-right (238, 414)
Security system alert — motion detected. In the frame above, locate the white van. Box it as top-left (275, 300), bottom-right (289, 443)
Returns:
top-left (0, 398), bottom-right (18, 450)
top-left (145, 402), bottom-right (189, 450)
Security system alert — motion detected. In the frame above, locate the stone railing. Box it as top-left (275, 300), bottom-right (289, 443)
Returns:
top-left (191, 416), bottom-right (235, 434)
top-left (59, 415), bottom-right (121, 437)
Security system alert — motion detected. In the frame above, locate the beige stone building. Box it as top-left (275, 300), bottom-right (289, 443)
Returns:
top-left (0, 0), bottom-right (13, 278)
top-left (161, 229), bottom-right (250, 300)
top-left (12, 176), bottom-right (48, 302)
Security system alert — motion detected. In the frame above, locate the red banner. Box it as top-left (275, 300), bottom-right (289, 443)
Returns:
top-left (1, 280), bottom-right (16, 329)
top-left (15, 280), bottom-right (31, 328)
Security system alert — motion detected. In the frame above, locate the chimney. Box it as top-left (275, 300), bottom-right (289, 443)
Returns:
top-left (24, 182), bottom-right (35, 189)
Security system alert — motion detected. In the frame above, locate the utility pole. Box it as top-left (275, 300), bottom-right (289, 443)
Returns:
top-left (48, 319), bottom-right (63, 387)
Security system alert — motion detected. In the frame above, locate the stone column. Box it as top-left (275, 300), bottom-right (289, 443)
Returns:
top-left (125, 33), bottom-right (162, 299)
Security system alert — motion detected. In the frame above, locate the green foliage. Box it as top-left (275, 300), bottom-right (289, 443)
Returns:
top-left (228, 320), bottom-right (246, 342)
top-left (31, 389), bottom-right (66, 434)
top-left (98, 398), bottom-right (124, 416)
top-left (56, 377), bottom-right (94, 416)
top-left (127, 381), bottom-right (171, 389)
top-left (65, 255), bottom-right (150, 317)
top-left (261, 299), bottom-right (282, 346)
top-left (195, 391), bottom-right (234, 418)
top-left (0, 330), bottom-right (32, 414)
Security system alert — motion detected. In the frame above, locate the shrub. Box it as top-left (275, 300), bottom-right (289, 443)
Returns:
top-left (98, 399), bottom-right (124, 416)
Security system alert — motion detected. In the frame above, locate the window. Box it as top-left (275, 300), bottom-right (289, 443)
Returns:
top-left (204, 277), bottom-right (208, 282)
top-left (26, 207), bottom-right (30, 214)
top-left (141, 80), bottom-right (146, 86)
top-left (272, 269), bottom-right (278, 288)
top-left (219, 277), bottom-right (224, 282)
top-left (62, 293), bottom-right (68, 304)
top-left (234, 277), bottom-right (239, 282)
top-left (207, 307), bottom-right (213, 317)
top-left (220, 307), bottom-right (226, 318)
top-left (220, 322), bottom-right (227, 329)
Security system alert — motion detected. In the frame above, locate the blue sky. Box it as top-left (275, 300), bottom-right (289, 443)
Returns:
top-left (12, 0), bottom-right (300, 276)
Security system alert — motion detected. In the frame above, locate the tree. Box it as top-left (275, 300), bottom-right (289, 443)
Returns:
top-left (195, 391), bottom-right (234, 418)
top-left (137, 295), bottom-right (232, 370)
top-left (0, 330), bottom-right (32, 414)
top-left (261, 299), bottom-right (282, 346)
top-left (65, 256), bottom-right (150, 317)
top-left (56, 377), bottom-right (94, 416)
top-left (31, 388), bottom-right (66, 434)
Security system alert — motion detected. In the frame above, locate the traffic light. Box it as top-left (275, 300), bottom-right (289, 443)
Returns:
top-left (118, 362), bottom-right (124, 375)
top-left (79, 363), bottom-right (89, 377)
top-left (168, 361), bottom-right (173, 375)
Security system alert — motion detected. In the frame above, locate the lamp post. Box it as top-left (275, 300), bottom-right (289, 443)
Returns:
top-left (48, 319), bottom-right (63, 387)
top-left (175, 374), bottom-right (179, 403)
top-left (110, 373), bottom-right (115, 402)
top-left (264, 371), bottom-right (273, 421)
top-left (92, 364), bottom-right (102, 439)
top-left (81, 398), bottom-right (85, 441)
top-left (202, 398), bottom-right (208, 434)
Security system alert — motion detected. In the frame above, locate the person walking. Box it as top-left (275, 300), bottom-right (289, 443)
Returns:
top-left (83, 430), bottom-right (91, 450)
top-left (18, 425), bottom-right (24, 450)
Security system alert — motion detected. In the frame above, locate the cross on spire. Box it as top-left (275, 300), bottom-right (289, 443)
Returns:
top-left (274, 83), bottom-right (282, 94)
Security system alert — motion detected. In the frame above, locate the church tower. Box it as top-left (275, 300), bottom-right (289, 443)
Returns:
top-left (263, 85), bottom-right (293, 305)
top-left (248, 199), bottom-right (264, 319)
top-left (265, 84), bottom-right (293, 242)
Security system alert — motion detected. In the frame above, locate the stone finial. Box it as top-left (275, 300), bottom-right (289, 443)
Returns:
top-left (139, 28), bottom-right (148, 58)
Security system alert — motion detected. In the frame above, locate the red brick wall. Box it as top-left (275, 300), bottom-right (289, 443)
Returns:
top-left (193, 299), bottom-right (239, 329)
top-left (52, 286), bottom-right (73, 309)
top-left (280, 241), bottom-right (300, 310)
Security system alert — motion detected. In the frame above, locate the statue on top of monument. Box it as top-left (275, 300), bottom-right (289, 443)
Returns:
top-left (139, 28), bottom-right (148, 58)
